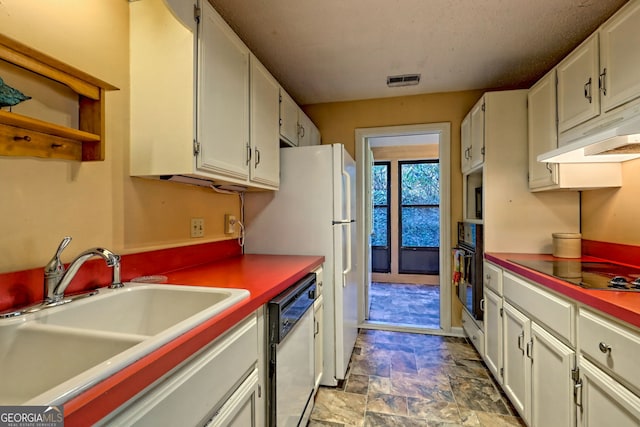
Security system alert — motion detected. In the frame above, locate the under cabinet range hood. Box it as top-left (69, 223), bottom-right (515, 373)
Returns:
top-left (539, 104), bottom-right (640, 163)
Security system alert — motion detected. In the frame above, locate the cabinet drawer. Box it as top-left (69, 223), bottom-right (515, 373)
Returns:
top-left (104, 314), bottom-right (258, 426)
top-left (462, 308), bottom-right (484, 358)
top-left (483, 262), bottom-right (503, 295)
top-left (578, 309), bottom-right (640, 393)
top-left (503, 272), bottom-right (574, 344)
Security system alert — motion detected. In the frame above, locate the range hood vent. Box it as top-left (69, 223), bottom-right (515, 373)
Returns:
top-left (539, 104), bottom-right (640, 163)
top-left (387, 74), bottom-right (421, 87)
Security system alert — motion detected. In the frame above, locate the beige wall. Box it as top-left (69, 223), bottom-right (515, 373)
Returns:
top-left (581, 158), bottom-right (640, 245)
top-left (0, 1), bottom-right (239, 273)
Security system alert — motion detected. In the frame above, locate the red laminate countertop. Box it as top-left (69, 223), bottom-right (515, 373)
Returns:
top-left (63, 254), bottom-right (324, 426)
top-left (485, 252), bottom-right (640, 329)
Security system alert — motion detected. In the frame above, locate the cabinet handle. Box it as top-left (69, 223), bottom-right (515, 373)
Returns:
top-left (480, 298), bottom-right (485, 311)
top-left (298, 124), bottom-right (305, 138)
top-left (598, 342), bottom-right (612, 354)
top-left (545, 163), bottom-right (553, 173)
top-left (517, 332), bottom-right (525, 353)
top-left (314, 319), bottom-right (319, 336)
top-left (13, 135), bottom-right (32, 142)
top-left (584, 77), bottom-right (592, 103)
top-left (246, 144), bottom-right (252, 165)
top-left (574, 379), bottom-right (583, 408)
top-left (599, 68), bottom-right (607, 96)
top-left (485, 273), bottom-right (491, 280)
top-left (254, 147), bottom-right (261, 167)
top-left (526, 340), bottom-right (533, 359)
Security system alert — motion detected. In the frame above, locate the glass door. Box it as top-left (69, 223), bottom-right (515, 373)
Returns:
top-left (371, 162), bottom-right (390, 273)
top-left (398, 160), bottom-right (440, 274)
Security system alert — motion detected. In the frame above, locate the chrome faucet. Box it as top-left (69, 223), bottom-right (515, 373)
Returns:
top-left (44, 237), bottom-right (123, 303)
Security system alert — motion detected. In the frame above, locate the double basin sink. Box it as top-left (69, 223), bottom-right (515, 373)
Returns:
top-left (0, 283), bottom-right (249, 406)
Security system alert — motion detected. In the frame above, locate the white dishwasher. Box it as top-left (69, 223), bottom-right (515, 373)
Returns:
top-left (267, 273), bottom-right (316, 427)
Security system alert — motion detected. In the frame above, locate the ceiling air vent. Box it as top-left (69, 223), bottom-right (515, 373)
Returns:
top-left (386, 74), bottom-right (421, 87)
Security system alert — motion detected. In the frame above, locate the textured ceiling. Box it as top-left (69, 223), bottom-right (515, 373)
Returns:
top-left (209, 0), bottom-right (628, 105)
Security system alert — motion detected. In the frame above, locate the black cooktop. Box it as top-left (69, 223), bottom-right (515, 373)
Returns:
top-left (509, 259), bottom-right (640, 292)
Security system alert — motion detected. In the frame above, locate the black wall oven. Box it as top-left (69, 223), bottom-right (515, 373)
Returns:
top-left (454, 222), bottom-right (484, 321)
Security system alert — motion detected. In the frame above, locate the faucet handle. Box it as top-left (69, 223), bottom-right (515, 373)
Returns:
top-left (44, 236), bottom-right (72, 276)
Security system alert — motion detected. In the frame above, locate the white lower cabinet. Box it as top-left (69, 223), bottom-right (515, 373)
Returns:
top-left (314, 294), bottom-right (324, 389)
top-left (577, 357), bottom-right (640, 427)
top-left (502, 301), bottom-right (530, 422)
top-left (100, 313), bottom-right (262, 427)
top-left (493, 298), bottom-right (576, 427)
top-left (484, 262), bottom-right (576, 427)
top-left (484, 287), bottom-right (503, 384)
top-left (530, 323), bottom-right (575, 427)
top-left (485, 262), bottom-right (640, 427)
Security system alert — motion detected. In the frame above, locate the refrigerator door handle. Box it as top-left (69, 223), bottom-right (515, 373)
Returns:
top-left (342, 167), bottom-right (351, 221)
top-left (343, 224), bottom-right (352, 285)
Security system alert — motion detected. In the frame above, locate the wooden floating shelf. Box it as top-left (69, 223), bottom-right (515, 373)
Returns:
top-left (0, 33), bottom-right (118, 161)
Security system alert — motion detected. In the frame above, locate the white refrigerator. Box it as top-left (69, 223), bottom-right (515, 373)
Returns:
top-left (244, 144), bottom-right (358, 387)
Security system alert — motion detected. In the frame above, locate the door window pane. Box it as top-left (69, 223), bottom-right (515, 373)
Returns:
top-left (399, 161), bottom-right (440, 249)
top-left (401, 206), bottom-right (439, 247)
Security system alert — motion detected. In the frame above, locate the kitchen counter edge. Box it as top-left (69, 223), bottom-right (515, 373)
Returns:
top-left (485, 252), bottom-right (640, 330)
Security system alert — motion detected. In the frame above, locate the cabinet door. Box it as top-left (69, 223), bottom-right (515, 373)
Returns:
top-left (557, 34), bottom-right (600, 133)
top-left (314, 295), bottom-right (324, 389)
top-left (483, 288), bottom-right (503, 384)
top-left (279, 89), bottom-right (299, 146)
top-left (249, 55), bottom-right (279, 188)
top-left (198, 1), bottom-right (250, 180)
top-left (460, 113), bottom-right (472, 173)
top-left (502, 301), bottom-right (531, 423)
top-left (530, 322), bottom-right (575, 427)
top-left (578, 357), bottom-right (640, 427)
top-left (528, 70), bottom-right (559, 189)
top-left (206, 369), bottom-right (260, 427)
top-left (298, 111), bottom-right (319, 146)
top-left (599, 0), bottom-right (640, 113)
top-left (469, 98), bottom-right (485, 169)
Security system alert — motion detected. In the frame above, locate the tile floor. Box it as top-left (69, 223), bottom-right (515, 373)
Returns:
top-left (368, 283), bottom-right (440, 329)
top-left (309, 329), bottom-right (524, 427)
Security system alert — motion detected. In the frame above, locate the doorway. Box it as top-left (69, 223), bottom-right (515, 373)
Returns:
top-left (355, 124), bottom-right (452, 334)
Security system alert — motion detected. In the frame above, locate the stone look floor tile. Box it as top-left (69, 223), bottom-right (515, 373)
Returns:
top-left (308, 328), bottom-right (523, 427)
top-left (449, 376), bottom-right (510, 415)
top-left (310, 388), bottom-right (367, 427)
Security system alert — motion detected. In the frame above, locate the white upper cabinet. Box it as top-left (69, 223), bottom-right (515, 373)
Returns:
top-left (460, 97), bottom-right (484, 175)
top-left (460, 113), bottom-right (472, 174)
top-left (469, 98), bottom-right (485, 170)
top-left (600, 0), bottom-right (640, 113)
top-left (528, 70), bottom-right (559, 189)
top-left (557, 34), bottom-right (600, 133)
top-left (528, 69), bottom-right (622, 191)
top-left (298, 110), bottom-right (321, 147)
top-left (279, 88), bottom-right (321, 147)
top-left (249, 55), bottom-right (280, 187)
top-left (556, 0), bottom-right (640, 139)
top-left (198, 0), bottom-right (250, 181)
top-left (129, 0), bottom-right (280, 190)
top-left (279, 89), bottom-right (299, 146)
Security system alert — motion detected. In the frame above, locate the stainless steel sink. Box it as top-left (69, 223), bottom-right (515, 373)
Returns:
top-left (0, 283), bottom-right (249, 405)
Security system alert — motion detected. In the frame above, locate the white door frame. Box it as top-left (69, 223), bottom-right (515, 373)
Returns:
top-left (355, 123), bottom-right (453, 335)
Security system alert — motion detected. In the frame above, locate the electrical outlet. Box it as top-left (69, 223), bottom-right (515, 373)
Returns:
top-left (191, 218), bottom-right (204, 238)
top-left (225, 214), bottom-right (236, 234)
